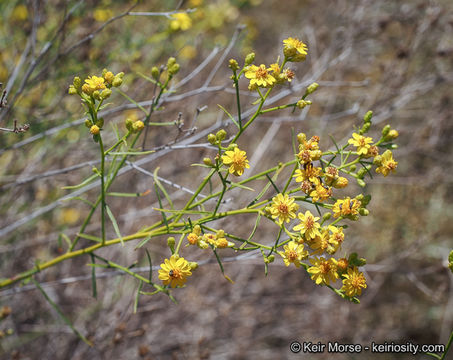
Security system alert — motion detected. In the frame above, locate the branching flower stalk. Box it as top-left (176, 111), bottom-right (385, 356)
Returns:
top-left (1, 38), bottom-right (402, 312)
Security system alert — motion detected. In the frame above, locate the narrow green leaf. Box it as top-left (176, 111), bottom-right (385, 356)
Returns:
top-left (154, 167), bottom-right (173, 209)
top-left (107, 190), bottom-right (151, 198)
top-left (90, 253), bottom-right (97, 299)
top-left (135, 234), bottom-right (152, 249)
top-left (33, 279), bottom-right (93, 346)
top-left (133, 280), bottom-right (143, 314)
top-left (217, 104), bottom-right (239, 129)
top-left (145, 249), bottom-right (153, 282)
top-left (106, 205), bottom-right (124, 246)
top-left (154, 183), bottom-right (169, 231)
top-left (212, 249), bottom-right (225, 274)
top-left (62, 174), bottom-right (98, 190)
top-left (108, 150), bottom-right (155, 156)
top-left (76, 233), bottom-right (102, 243)
top-left (266, 174), bottom-right (280, 194)
top-left (136, 71), bottom-right (157, 85)
top-left (228, 182), bottom-right (254, 191)
top-left (116, 88), bottom-right (149, 116)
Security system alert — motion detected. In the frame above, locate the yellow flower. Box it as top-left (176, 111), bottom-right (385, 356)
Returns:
top-left (376, 150), bottom-right (398, 177)
top-left (90, 125), bottom-right (100, 135)
top-left (348, 133), bottom-right (373, 156)
top-left (332, 197), bottom-right (361, 218)
top-left (269, 193), bottom-right (299, 225)
top-left (309, 231), bottom-right (329, 255)
top-left (244, 64), bottom-right (276, 89)
top-left (170, 13), bottom-right (192, 31)
top-left (310, 184), bottom-right (332, 203)
top-left (293, 211), bottom-right (321, 239)
top-left (82, 75), bottom-right (106, 95)
top-left (341, 267), bottom-right (367, 297)
top-left (158, 255), bottom-right (192, 288)
top-left (283, 37), bottom-right (308, 62)
top-left (221, 147), bottom-right (250, 176)
top-left (293, 165), bottom-right (322, 183)
top-left (327, 225), bottom-right (344, 254)
top-left (307, 257), bottom-right (339, 285)
top-left (187, 232), bottom-right (199, 245)
top-left (278, 241), bottom-right (308, 267)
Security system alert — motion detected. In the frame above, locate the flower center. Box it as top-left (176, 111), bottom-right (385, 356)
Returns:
top-left (169, 268), bottom-right (182, 279)
top-left (287, 250), bottom-right (298, 261)
top-left (278, 203), bottom-right (289, 214)
top-left (320, 262), bottom-right (331, 274)
top-left (305, 217), bottom-right (314, 229)
top-left (256, 67), bottom-right (268, 79)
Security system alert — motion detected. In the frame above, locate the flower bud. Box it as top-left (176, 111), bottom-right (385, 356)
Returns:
top-left (167, 237), bottom-right (175, 252)
top-left (101, 88), bottom-right (112, 99)
top-left (203, 157), bottom-right (213, 166)
top-left (189, 262), bottom-right (198, 270)
top-left (216, 229), bottom-right (225, 238)
top-left (96, 117), bottom-right (104, 128)
top-left (359, 208), bottom-right (369, 216)
top-left (373, 155), bottom-right (382, 166)
top-left (104, 71), bottom-right (114, 85)
top-left (360, 122), bottom-right (371, 134)
top-left (151, 66), bottom-right (159, 80)
top-left (349, 164), bottom-right (357, 172)
top-left (361, 194), bottom-right (372, 206)
top-left (323, 212), bottom-right (331, 221)
top-left (90, 125), bottom-right (100, 135)
top-left (297, 133), bottom-right (307, 144)
top-left (363, 110), bottom-right (373, 123)
top-left (132, 120), bottom-right (145, 133)
top-left (198, 239), bottom-right (209, 249)
top-left (356, 178), bottom-right (366, 188)
top-left (227, 143), bottom-right (238, 150)
top-left (228, 59), bottom-right (239, 71)
top-left (207, 133), bottom-right (217, 145)
top-left (168, 63), bottom-right (180, 75)
top-left (382, 124), bottom-right (391, 137)
top-left (167, 57), bottom-right (176, 68)
top-left (93, 90), bottom-right (101, 101)
top-left (385, 129), bottom-right (399, 141)
top-left (264, 254), bottom-right (275, 264)
top-left (73, 76), bottom-right (82, 89)
top-left (244, 52), bottom-right (255, 65)
top-left (68, 85), bottom-right (77, 95)
top-left (357, 168), bottom-right (367, 179)
top-left (85, 119), bottom-right (93, 128)
top-left (125, 117), bottom-right (134, 131)
top-left (193, 225), bottom-right (201, 235)
top-left (112, 76), bottom-right (123, 87)
top-left (216, 129), bottom-right (227, 141)
top-left (306, 82), bottom-right (319, 94)
top-left (333, 177), bottom-right (348, 188)
top-left (296, 99), bottom-right (312, 109)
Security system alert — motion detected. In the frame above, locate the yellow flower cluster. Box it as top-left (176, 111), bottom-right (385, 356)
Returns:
top-left (186, 226), bottom-right (234, 249)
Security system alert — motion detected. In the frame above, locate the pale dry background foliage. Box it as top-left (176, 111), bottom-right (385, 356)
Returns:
top-left (0, 0), bottom-right (453, 359)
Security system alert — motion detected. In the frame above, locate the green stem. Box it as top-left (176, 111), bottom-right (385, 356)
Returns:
top-left (99, 135), bottom-right (106, 244)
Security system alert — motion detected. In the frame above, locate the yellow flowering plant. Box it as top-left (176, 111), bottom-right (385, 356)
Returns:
top-left (0, 36), bottom-right (404, 344)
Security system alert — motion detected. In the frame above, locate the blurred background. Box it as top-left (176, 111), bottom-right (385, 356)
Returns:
top-left (0, 0), bottom-right (452, 359)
